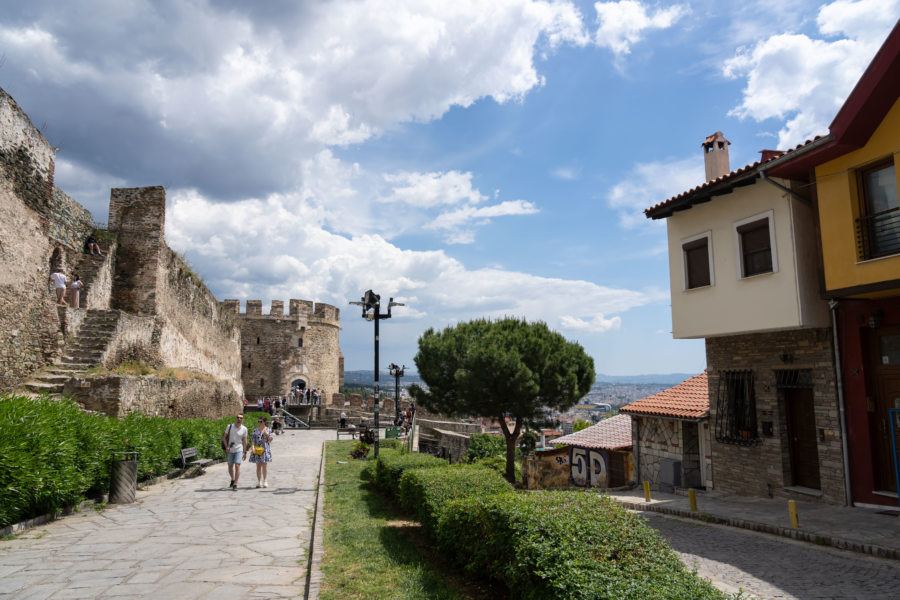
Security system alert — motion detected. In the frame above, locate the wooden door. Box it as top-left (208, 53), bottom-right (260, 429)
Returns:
top-left (867, 328), bottom-right (900, 493)
top-left (786, 388), bottom-right (821, 489)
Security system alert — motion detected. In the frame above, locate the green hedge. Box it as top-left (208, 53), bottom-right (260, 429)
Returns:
top-left (436, 491), bottom-right (727, 600)
top-left (397, 464), bottom-right (512, 533)
top-left (373, 450), bottom-right (444, 498)
top-left (0, 395), bottom-right (234, 528)
top-left (464, 433), bottom-right (506, 462)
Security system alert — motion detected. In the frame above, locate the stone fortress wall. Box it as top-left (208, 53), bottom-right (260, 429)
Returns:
top-left (222, 299), bottom-right (344, 404)
top-left (0, 84), bottom-right (245, 416)
top-left (0, 87), bottom-right (93, 390)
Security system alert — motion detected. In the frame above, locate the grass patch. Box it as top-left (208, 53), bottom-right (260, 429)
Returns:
top-left (320, 441), bottom-right (499, 600)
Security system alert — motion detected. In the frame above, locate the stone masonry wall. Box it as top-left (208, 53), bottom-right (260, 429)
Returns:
top-left (226, 299), bottom-right (342, 404)
top-left (64, 375), bottom-right (240, 419)
top-left (706, 328), bottom-right (845, 505)
top-left (0, 87), bottom-right (63, 391)
top-left (632, 417), bottom-right (712, 492)
top-left (108, 187), bottom-right (165, 316)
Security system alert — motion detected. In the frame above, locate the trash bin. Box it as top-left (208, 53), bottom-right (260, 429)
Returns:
top-left (109, 451), bottom-right (138, 504)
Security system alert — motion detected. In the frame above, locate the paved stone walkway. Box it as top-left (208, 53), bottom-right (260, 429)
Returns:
top-left (0, 429), bottom-right (332, 600)
top-left (644, 512), bottom-right (900, 599)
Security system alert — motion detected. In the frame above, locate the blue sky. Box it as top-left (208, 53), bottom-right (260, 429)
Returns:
top-left (1, 0), bottom-right (898, 375)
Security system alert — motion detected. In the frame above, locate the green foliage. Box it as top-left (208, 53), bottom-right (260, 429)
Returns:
top-left (463, 433), bottom-right (505, 462)
top-left (573, 419), bottom-right (591, 432)
top-left (473, 455), bottom-right (522, 481)
top-left (436, 491), bottom-right (726, 600)
top-left (397, 465), bottom-right (512, 533)
top-left (0, 395), bottom-right (233, 528)
top-left (379, 438), bottom-right (403, 451)
top-left (373, 450), bottom-right (444, 498)
top-left (410, 317), bottom-right (595, 481)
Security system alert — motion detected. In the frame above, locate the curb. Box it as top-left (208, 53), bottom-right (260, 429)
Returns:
top-left (304, 440), bottom-right (327, 599)
top-left (614, 499), bottom-right (900, 561)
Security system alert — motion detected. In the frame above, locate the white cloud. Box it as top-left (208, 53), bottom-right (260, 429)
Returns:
top-left (166, 188), bottom-right (651, 341)
top-left (724, 0), bottom-right (900, 147)
top-left (593, 0), bottom-right (690, 56)
top-left (607, 157), bottom-right (705, 228)
top-left (560, 314), bottom-right (622, 334)
top-left (382, 171), bottom-right (486, 208)
top-left (551, 166), bottom-right (580, 180)
top-left (426, 200), bottom-right (539, 237)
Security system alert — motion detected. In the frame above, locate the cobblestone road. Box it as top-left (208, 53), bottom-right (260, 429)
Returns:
top-left (644, 513), bottom-right (900, 599)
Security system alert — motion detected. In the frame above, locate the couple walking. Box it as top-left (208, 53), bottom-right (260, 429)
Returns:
top-left (222, 414), bottom-right (273, 490)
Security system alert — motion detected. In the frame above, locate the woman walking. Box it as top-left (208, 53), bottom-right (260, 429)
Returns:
top-left (249, 416), bottom-right (273, 488)
top-left (69, 274), bottom-right (83, 308)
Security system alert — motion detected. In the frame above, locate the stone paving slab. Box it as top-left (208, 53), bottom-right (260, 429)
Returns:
top-left (0, 429), bottom-right (331, 599)
top-left (605, 488), bottom-right (900, 559)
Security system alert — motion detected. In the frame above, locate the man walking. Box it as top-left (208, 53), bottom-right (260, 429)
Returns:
top-left (223, 414), bottom-right (248, 490)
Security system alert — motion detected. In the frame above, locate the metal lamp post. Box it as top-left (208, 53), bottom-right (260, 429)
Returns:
top-left (388, 363), bottom-right (406, 424)
top-left (350, 290), bottom-right (403, 458)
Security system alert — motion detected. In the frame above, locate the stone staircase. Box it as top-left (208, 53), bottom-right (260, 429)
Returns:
top-left (20, 309), bottom-right (120, 396)
top-left (69, 247), bottom-right (109, 308)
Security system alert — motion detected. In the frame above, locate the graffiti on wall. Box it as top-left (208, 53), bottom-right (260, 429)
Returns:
top-left (569, 446), bottom-right (608, 488)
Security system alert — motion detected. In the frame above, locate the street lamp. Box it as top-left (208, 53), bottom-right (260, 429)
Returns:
top-left (350, 290), bottom-right (404, 457)
top-left (388, 363), bottom-right (406, 424)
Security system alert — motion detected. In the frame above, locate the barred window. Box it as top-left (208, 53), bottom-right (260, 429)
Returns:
top-left (715, 370), bottom-right (760, 446)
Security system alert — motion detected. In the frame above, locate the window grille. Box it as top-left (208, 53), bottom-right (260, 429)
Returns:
top-left (856, 160), bottom-right (900, 260)
top-left (715, 370), bottom-right (760, 446)
top-left (774, 369), bottom-right (813, 389)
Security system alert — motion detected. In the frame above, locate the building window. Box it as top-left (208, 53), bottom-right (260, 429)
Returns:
top-left (257, 337), bottom-right (260, 344)
top-left (856, 159), bottom-right (900, 260)
top-left (298, 338), bottom-right (303, 348)
top-left (682, 232), bottom-right (713, 289)
top-left (715, 370), bottom-right (759, 446)
top-left (735, 211), bottom-right (776, 278)
top-left (260, 378), bottom-right (264, 388)
top-left (247, 362), bottom-right (251, 370)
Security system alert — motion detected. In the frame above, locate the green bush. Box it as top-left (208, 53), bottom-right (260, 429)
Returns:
top-left (0, 395), bottom-right (234, 528)
top-left (398, 464), bottom-right (511, 533)
top-left (464, 433), bottom-right (506, 462)
top-left (436, 491), bottom-right (726, 600)
top-left (373, 451), bottom-right (444, 498)
top-left (473, 455), bottom-right (522, 481)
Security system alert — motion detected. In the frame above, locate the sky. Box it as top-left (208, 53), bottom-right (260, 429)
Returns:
top-left (1, 0), bottom-right (898, 375)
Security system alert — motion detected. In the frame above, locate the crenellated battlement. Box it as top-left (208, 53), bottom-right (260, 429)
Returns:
top-left (221, 299), bottom-right (340, 323)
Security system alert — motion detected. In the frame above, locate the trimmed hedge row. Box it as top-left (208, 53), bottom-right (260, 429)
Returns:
top-left (373, 450), bottom-right (444, 497)
top-left (397, 464), bottom-right (512, 533)
top-left (436, 491), bottom-right (727, 600)
top-left (0, 395), bottom-right (236, 528)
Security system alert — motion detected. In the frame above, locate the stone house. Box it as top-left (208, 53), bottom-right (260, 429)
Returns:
top-left (620, 373), bottom-right (711, 492)
top-left (644, 129), bottom-right (844, 503)
top-left (760, 21), bottom-right (900, 509)
top-left (529, 414), bottom-right (633, 489)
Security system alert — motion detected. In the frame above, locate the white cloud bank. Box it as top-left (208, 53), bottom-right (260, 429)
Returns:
top-left (724, 0), bottom-right (900, 148)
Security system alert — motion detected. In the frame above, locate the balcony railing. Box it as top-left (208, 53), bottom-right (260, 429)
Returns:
top-left (856, 205), bottom-right (900, 260)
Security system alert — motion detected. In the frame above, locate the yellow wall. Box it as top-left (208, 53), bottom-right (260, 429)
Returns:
top-left (816, 97), bottom-right (900, 294)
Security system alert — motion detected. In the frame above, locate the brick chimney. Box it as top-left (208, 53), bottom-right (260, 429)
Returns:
top-left (759, 149), bottom-right (783, 163)
top-left (702, 131), bottom-right (731, 182)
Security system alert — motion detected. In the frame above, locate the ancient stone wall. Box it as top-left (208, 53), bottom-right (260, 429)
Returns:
top-left (108, 187), bottom-right (165, 316)
top-left (63, 375), bottom-right (240, 419)
top-left (706, 328), bottom-right (846, 505)
top-left (0, 87), bottom-right (63, 390)
top-left (224, 299), bottom-right (342, 403)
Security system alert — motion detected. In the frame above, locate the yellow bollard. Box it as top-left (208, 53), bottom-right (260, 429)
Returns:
top-left (643, 481), bottom-right (651, 502)
top-left (788, 499), bottom-right (799, 528)
top-left (689, 488), bottom-right (697, 511)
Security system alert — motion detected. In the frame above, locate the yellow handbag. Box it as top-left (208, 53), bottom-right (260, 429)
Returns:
top-left (252, 444), bottom-right (265, 455)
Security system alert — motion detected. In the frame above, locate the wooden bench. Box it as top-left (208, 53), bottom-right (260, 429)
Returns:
top-left (336, 427), bottom-right (358, 440)
top-left (181, 447), bottom-right (214, 470)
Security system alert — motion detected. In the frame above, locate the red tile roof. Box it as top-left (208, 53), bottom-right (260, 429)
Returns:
top-left (620, 372), bottom-right (709, 420)
top-left (550, 414), bottom-right (632, 450)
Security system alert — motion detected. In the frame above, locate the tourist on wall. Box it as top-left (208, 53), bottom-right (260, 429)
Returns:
top-left (249, 416), bottom-right (273, 488)
top-left (340, 411), bottom-right (347, 428)
top-left (223, 414), bottom-right (248, 491)
top-left (49, 270), bottom-right (68, 306)
top-left (257, 397), bottom-right (263, 410)
top-left (84, 235), bottom-right (103, 256)
top-left (68, 274), bottom-right (83, 309)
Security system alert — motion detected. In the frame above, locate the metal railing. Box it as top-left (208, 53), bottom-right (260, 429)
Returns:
top-left (277, 408), bottom-right (309, 429)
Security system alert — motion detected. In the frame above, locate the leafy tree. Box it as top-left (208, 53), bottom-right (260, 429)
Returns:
top-left (410, 318), bottom-right (595, 482)
top-left (572, 418), bottom-right (591, 432)
top-left (464, 433), bottom-right (506, 463)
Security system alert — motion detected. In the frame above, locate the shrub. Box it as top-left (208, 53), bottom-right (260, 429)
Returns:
top-left (0, 394), bottom-right (235, 528)
top-left (436, 491), bottom-right (726, 600)
top-left (473, 455), bottom-right (522, 481)
top-left (398, 464), bottom-right (511, 533)
top-left (464, 433), bottom-right (505, 462)
top-left (572, 419), bottom-right (591, 432)
top-left (373, 451), bottom-right (444, 498)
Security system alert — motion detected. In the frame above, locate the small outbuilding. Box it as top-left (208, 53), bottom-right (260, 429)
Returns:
top-left (523, 414), bottom-right (633, 489)
top-left (620, 372), bottom-right (711, 492)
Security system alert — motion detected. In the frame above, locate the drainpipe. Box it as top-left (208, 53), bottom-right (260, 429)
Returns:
top-left (758, 170), bottom-right (809, 204)
top-left (829, 299), bottom-right (853, 506)
top-left (633, 418), bottom-right (641, 484)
